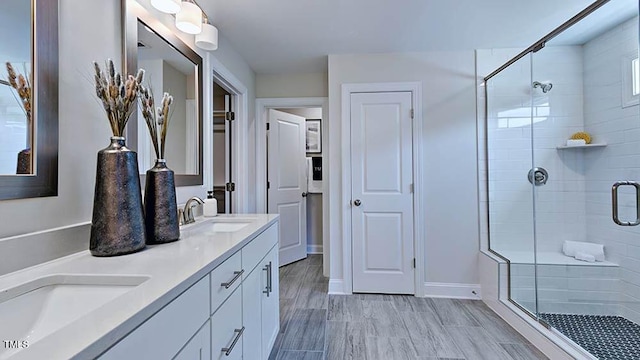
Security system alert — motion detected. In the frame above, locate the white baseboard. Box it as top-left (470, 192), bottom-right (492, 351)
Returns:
top-left (307, 245), bottom-right (323, 254)
top-left (328, 279), bottom-right (346, 294)
top-left (423, 282), bottom-right (481, 299)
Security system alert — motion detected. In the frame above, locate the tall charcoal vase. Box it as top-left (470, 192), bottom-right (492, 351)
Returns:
top-left (90, 137), bottom-right (147, 256)
top-left (144, 159), bottom-right (180, 244)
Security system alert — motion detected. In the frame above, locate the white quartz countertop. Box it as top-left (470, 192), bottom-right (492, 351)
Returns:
top-left (0, 214), bottom-right (279, 360)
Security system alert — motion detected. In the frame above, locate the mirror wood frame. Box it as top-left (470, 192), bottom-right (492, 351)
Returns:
top-left (0, 0), bottom-right (59, 201)
top-left (122, 0), bottom-right (204, 187)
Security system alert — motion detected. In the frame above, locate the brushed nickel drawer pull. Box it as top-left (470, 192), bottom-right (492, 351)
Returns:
top-left (221, 269), bottom-right (244, 289)
top-left (221, 326), bottom-right (245, 356)
top-left (262, 265), bottom-right (270, 296)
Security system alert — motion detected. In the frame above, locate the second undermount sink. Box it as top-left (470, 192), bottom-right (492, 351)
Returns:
top-left (208, 222), bottom-right (250, 232)
top-left (0, 274), bottom-right (149, 358)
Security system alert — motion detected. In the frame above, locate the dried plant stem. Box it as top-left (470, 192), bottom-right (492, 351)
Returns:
top-left (5, 62), bottom-right (32, 123)
top-left (93, 59), bottom-right (144, 137)
top-left (138, 85), bottom-right (174, 160)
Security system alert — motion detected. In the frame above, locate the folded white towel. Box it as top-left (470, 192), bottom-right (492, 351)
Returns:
top-left (574, 251), bottom-right (596, 262)
top-left (562, 240), bottom-right (605, 262)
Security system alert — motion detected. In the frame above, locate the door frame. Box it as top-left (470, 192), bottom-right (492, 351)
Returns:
top-left (256, 97), bottom-right (329, 275)
top-left (208, 55), bottom-right (249, 213)
top-left (341, 82), bottom-right (425, 296)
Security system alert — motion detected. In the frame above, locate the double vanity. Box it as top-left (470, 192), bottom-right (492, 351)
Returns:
top-left (0, 215), bottom-right (280, 360)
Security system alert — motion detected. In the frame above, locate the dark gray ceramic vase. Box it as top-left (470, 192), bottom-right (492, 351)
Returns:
top-left (90, 137), bottom-right (147, 256)
top-left (144, 159), bottom-right (180, 244)
top-left (16, 148), bottom-right (31, 174)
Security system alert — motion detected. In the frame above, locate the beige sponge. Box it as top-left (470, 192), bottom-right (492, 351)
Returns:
top-left (570, 131), bottom-right (592, 144)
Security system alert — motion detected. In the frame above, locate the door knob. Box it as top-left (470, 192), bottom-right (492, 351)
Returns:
top-left (353, 199), bottom-right (362, 207)
top-left (302, 192), bottom-right (308, 197)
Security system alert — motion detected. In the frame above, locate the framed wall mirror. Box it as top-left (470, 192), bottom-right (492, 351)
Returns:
top-left (0, 0), bottom-right (58, 200)
top-left (123, 0), bottom-right (203, 186)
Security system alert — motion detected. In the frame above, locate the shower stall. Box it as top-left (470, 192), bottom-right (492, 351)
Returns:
top-left (479, 0), bottom-right (640, 358)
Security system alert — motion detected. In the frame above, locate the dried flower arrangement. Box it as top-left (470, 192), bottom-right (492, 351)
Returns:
top-left (5, 62), bottom-right (31, 121)
top-left (93, 59), bottom-right (144, 137)
top-left (138, 85), bottom-right (174, 160)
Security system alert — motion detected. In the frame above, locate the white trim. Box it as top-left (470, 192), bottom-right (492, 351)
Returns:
top-left (622, 51), bottom-right (640, 108)
top-left (423, 282), bottom-right (481, 299)
top-left (209, 54), bottom-right (249, 213)
top-left (328, 279), bottom-right (346, 295)
top-left (307, 245), bottom-right (323, 254)
top-left (340, 82), bottom-right (424, 296)
top-left (255, 97), bottom-right (330, 277)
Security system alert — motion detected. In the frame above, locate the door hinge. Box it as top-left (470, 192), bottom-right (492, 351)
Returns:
top-left (410, 183), bottom-right (414, 193)
top-left (225, 111), bottom-right (235, 121)
top-left (267, 181), bottom-right (270, 190)
top-left (410, 109), bottom-right (415, 119)
top-left (225, 182), bottom-right (236, 192)
top-left (413, 258), bottom-right (416, 268)
top-left (266, 122), bottom-right (270, 131)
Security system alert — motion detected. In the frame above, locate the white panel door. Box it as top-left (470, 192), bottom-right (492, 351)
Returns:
top-left (267, 109), bottom-right (308, 266)
top-left (350, 92), bottom-right (415, 294)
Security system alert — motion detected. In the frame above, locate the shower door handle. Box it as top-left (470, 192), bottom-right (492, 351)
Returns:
top-left (611, 181), bottom-right (640, 226)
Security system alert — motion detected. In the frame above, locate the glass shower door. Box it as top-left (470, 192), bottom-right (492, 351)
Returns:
top-left (486, 53), bottom-right (538, 316)
top-left (531, 1), bottom-right (640, 357)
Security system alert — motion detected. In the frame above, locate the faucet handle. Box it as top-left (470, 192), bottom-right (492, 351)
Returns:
top-left (178, 208), bottom-right (185, 226)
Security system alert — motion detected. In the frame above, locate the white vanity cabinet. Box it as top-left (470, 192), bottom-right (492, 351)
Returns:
top-left (211, 288), bottom-right (243, 360)
top-left (99, 276), bottom-right (210, 360)
top-left (174, 320), bottom-right (211, 360)
top-left (241, 227), bottom-right (279, 360)
top-left (260, 246), bottom-right (279, 357)
top-left (99, 221), bottom-right (279, 360)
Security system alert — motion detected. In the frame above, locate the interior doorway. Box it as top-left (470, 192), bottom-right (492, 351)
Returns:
top-left (256, 97), bottom-right (329, 275)
top-left (212, 81), bottom-right (234, 213)
top-left (274, 107), bottom-right (323, 262)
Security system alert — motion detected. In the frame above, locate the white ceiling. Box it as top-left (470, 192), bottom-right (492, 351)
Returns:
top-left (200, 0), bottom-right (597, 74)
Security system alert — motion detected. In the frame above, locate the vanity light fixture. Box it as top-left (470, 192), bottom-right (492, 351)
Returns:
top-left (195, 22), bottom-right (218, 51)
top-left (150, 0), bottom-right (181, 14)
top-left (175, 1), bottom-right (202, 34)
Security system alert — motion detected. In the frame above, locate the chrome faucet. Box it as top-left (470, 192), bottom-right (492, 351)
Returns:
top-left (181, 196), bottom-right (205, 225)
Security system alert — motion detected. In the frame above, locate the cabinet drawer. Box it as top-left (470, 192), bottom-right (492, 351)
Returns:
top-left (242, 223), bottom-right (278, 275)
top-left (211, 287), bottom-right (243, 360)
top-left (210, 250), bottom-right (242, 314)
top-left (100, 275), bottom-right (209, 360)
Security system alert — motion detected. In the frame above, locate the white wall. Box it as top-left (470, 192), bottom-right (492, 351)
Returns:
top-left (256, 72), bottom-right (327, 98)
top-left (583, 16), bottom-right (640, 323)
top-left (0, 0), bottom-right (256, 239)
top-left (328, 52), bottom-right (480, 291)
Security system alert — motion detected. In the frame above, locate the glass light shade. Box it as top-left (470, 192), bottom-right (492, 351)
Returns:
top-left (196, 23), bottom-right (219, 51)
top-left (175, 2), bottom-right (203, 34)
top-left (150, 0), bottom-right (181, 14)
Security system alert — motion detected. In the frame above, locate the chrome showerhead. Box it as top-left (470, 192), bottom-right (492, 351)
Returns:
top-left (533, 81), bottom-right (553, 93)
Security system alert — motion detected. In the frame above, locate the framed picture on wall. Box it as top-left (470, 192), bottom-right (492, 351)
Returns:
top-left (306, 119), bottom-right (322, 153)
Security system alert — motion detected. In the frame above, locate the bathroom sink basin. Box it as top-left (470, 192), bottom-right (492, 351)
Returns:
top-left (0, 274), bottom-right (149, 358)
top-left (207, 222), bottom-right (250, 232)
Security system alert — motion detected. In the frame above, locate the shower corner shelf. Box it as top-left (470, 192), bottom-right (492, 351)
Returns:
top-left (556, 143), bottom-right (607, 150)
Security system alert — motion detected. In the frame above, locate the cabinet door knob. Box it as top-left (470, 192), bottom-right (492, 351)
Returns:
top-left (353, 199), bottom-right (362, 207)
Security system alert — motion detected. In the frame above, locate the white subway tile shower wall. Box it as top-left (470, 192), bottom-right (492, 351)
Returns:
top-left (510, 263), bottom-right (621, 316)
top-left (583, 16), bottom-right (640, 324)
top-left (486, 46), bottom-right (587, 255)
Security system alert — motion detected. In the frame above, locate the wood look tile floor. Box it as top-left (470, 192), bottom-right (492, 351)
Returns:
top-left (269, 255), bottom-right (548, 360)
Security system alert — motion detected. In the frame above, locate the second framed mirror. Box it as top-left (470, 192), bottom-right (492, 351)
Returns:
top-left (122, 0), bottom-right (203, 186)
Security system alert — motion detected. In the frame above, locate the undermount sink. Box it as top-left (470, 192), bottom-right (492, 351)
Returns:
top-left (0, 274), bottom-right (149, 358)
top-left (207, 222), bottom-right (250, 232)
